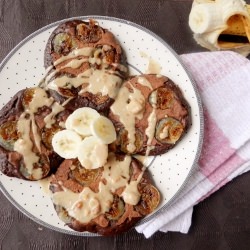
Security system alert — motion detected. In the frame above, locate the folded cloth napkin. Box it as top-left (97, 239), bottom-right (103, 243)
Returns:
top-left (135, 51), bottom-right (250, 238)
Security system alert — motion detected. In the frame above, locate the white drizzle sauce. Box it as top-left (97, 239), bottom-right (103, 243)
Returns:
top-left (88, 57), bottom-right (102, 65)
top-left (63, 58), bottom-right (89, 69)
top-left (32, 168), bottom-right (44, 180)
top-left (52, 188), bottom-right (80, 209)
top-left (14, 88), bottom-right (55, 179)
top-left (47, 69), bottom-right (93, 91)
top-left (159, 126), bottom-right (169, 139)
top-left (137, 76), bottom-right (157, 155)
top-left (82, 70), bottom-right (123, 98)
top-left (146, 59), bottom-right (161, 74)
top-left (111, 84), bottom-right (145, 153)
top-left (44, 70), bottom-right (58, 86)
top-left (145, 108), bottom-right (157, 156)
top-left (14, 113), bottom-right (40, 176)
top-left (102, 154), bottom-right (131, 191)
top-left (31, 115), bottom-right (41, 152)
top-left (28, 88), bottom-right (54, 113)
top-left (39, 176), bottom-right (52, 195)
top-left (44, 102), bottom-right (65, 128)
top-left (51, 154), bottom-right (145, 223)
top-left (52, 182), bottom-right (114, 224)
top-left (53, 47), bottom-right (95, 66)
top-left (36, 48), bottom-right (162, 220)
top-left (139, 51), bottom-right (161, 74)
top-left (137, 77), bottom-right (153, 90)
top-left (122, 167), bottom-right (145, 205)
top-left (111, 63), bottom-right (128, 73)
top-left (48, 74), bottom-right (88, 90)
top-left (61, 97), bottom-right (74, 106)
top-left (111, 75), bottom-right (158, 155)
top-left (133, 155), bottom-right (147, 165)
top-left (44, 47), bottom-right (126, 99)
top-left (38, 65), bottom-right (54, 88)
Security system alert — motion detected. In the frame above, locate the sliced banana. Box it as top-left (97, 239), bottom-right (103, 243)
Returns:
top-left (217, 0), bottom-right (249, 22)
top-left (194, 27), bottom-right (225, 50)
top-left (91, 116), bottom-right (117, 144)
top-left (77, 136), bottom-right (108, 169)
top-left (65, 107), bottom-right (100, 137)
top-left (52, 130), bottom-right (82, 159)
top-left (189, 3), bottom-right (226, 34)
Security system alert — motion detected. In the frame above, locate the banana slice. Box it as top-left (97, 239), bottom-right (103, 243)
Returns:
top-left (52, 130), bottom-right (82, 159)
top-left (189, 3), bottom-right (226, 34)
top-left (194, 27), bottom-right (225, 49)
top-left (77, 136), bottom-right (108, 169)
top-left (65, 107), bottom-right (100, 137)
top-left (91, 116), bottom-right (117, 144)
top-left (217, 0), bottom-right (249, 22)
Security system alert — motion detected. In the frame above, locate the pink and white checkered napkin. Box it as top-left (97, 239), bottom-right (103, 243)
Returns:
top-left (136, 51), bottom-right (250, 238)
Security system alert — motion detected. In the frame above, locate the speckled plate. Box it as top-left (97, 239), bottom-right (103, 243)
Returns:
top-left (0, 16), bottom-right (203, 236)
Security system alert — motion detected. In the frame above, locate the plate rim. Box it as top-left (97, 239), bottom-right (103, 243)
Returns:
top-left (0, 15), bottom-right (204, 236)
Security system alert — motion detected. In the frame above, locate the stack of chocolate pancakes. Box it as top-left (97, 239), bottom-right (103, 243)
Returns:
top-left (0, 20), bottom-right (190, 235)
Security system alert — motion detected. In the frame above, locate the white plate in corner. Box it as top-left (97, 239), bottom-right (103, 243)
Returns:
top-left (0, 16), bottom-right (203, 236)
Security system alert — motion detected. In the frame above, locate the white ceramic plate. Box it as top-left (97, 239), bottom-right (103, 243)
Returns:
top-left (0, 16), bottom-right (203, 236)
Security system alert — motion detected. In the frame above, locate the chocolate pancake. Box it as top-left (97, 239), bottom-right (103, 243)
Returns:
top-left (49, 154), bottom-right (160, 236)
top-left (42, 19), bottom-right (128, 112)
top-left (0, 87), bottom-right (66, 180)
top-left (108, 74), bottom-right (190, 156)
top-left (44, 19), bottom-right (124, 68)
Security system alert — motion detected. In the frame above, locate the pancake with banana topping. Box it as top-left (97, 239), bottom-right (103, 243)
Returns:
top-left (49, 153), bottom-right (160, 236)
top-left (0, 19), bottom-right (191, 236)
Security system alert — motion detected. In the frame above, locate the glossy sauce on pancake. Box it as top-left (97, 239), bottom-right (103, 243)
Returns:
top-left (0, 88), bottom-right (66, 180)
top-left (49, 153), bottom-right (160, 236)
top-left (109, 74), bottom-right (190, 156)
top-left (42, 20), bottom-right (128, 113)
